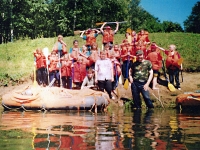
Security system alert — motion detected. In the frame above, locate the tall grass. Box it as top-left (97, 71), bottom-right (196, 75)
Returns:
top-left (0, 32), bottom-right (199, 86)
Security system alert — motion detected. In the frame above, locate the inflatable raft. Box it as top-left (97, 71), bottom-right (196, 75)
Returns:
top-left (176, 92), bottom-right (200, 109)
top-left (1, 86), bottom-right (109, 111)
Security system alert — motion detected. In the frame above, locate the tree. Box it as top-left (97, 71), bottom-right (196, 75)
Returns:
top-left (162, 21), bottom-right (183, 32)
top-left (184, 2), bottom-right (200, 33)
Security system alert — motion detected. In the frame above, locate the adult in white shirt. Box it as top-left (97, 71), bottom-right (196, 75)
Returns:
top-left (95, 51), bottom-right (114, 99)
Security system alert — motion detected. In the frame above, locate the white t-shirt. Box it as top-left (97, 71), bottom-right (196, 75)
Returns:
top-left (95, 58), bottom-right (113, 80)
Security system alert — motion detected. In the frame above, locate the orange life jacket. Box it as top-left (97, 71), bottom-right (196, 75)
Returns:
top-left (61, 60), bottom-right (72, 77)
top-left (147, 51), bottom-right (162, 70)
top-left (137, 31), bottom-right (149, 43)
top-left (35, 54), bottom-right (46, 69)
top-left (86, 33), bottom-right (96, 46)
top-left (48, 55), bottom-right (59, 72)
top-left (102, 30), bottom-right (114, 43)
top-left (73, 62), bottom-right (87, 83)
top-left (166, 51), bottom-right (180, 69)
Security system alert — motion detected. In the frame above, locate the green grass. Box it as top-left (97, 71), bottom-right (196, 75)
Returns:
top-left (0, 32), bottom-right (200, 86)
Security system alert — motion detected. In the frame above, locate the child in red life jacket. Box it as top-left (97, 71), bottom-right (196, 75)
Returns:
top-left (147, 43), bottom-right (162, 89)
top-left (110, 51), bottom-right (122, 92)
top-left (48, 50), bottom-right (60, 87)
top-left (112, 44), bottom-right (121, 63)
top-left (87, 42), bottom-right (99, 69)
top-left (100, 22), bottom-right (119, 49)
top-left (120, 43), bottom-right (135, 82)
top-left (61, 54), bottom-right (73, 89)
top-left (80, 28), bottom-right (100, 52)
top-left (33, 48), bottom-right (47, 86)
top-left (70, 40), bottom-right (81, 62)
top-left (72, 57), bottom-right (87, 89)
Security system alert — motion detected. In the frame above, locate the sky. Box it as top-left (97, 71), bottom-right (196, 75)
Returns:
top-left (140, 0), bottom-right (199, 28)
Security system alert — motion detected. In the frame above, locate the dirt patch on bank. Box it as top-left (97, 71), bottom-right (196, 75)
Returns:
top-left (0, 72), bottom-right (200, 108)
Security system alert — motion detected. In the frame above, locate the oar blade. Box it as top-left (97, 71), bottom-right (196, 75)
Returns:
top-left (168, 83), bottom-right (176, 92)
top-left (123, 79), bottom-right (129, 90)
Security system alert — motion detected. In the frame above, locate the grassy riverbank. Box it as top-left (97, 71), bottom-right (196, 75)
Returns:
top-left (0, 32), bottom-right (200, 86)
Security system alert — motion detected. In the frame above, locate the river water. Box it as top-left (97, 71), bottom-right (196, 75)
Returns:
top-left (0, 108), bottom-right (200, 150)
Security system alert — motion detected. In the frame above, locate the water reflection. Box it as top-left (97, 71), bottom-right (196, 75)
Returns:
top-left (0, 109), bottom-right (200, 149)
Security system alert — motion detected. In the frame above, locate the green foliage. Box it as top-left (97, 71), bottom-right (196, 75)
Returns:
top-left (0, 0), bottom-right (187, 43)
top-left (184, 1), bottom-right (200, 33)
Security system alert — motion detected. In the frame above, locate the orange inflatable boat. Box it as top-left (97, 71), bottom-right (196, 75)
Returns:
top-left (1, 86), bottom-right (109, 111)
top-left (176, 92), bottom-right (200, 109)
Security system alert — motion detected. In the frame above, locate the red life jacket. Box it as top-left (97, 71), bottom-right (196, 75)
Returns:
top-left (86, 33), bottom-right (96, 46)
top-left (48, 56), bottom-right (59, 72)
top-left (147, 51), bottom-right (162, 70)
top-left (61, 60), bottom-right (72, 77)
top-left (166, 51), bottom-right (180, 69)
top-left (73, 62), bottom-right (87, 83)
top-left (35, 55), bottom-right (46, 69)
top-left (102, 30), bottom-right (114, 43)
top-left (137, 31), bottom-right (150, 43)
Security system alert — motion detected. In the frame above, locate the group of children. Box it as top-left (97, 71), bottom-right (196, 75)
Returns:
top-left (34, 23), bottom-right (183, 100)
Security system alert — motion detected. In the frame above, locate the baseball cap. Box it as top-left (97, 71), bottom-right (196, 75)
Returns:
top-left (136, 50), bottom-right (144, 55)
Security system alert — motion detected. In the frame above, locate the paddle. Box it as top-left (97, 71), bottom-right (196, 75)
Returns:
top-left (161, 59), bottom-right (176, 92)
top-left (96, 21), bottom-right (127, 26)
top-left (178, 57), bottom-right (183, 83)
top-left (74, 30), bottom-right (84, 35)
top-left (187, 96), bottom-right (200, 101)
top-left (58, 51), bottom-right (63, 87)
top-left (113, 61), bottom-right (119, 97)
top-left (33, 61), bottom-right (37, 87)
top-left (124, 55), bottom-right (130, 90)
top-left (42, 47), bottom-right (49, 85)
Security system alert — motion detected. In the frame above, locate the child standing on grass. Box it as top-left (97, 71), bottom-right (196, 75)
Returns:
top-left (33, 48), bottom-right (47, 87)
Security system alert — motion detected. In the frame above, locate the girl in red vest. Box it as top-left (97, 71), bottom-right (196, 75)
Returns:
top-left (61, 54), bottom-right (73, 89)
top-left (79, 45), bottom-right (90, 67)
top-left (104, 43), bottom-right (111, 58)
top-left (73, 57), bottom-right (87, 89)
top-left (33, 48), bottom-right (47, 86)
top-left (52, 35), bottom-right (67, 57)
top-left (70, 40), bottom-right (80, 62)
top-left (112, 44), bottom-right (121, 63)
top-left (157, 44), bottom-right (183, 90)
top-left (88, 42), bottom-right (99, 69)
top-left (131, 30), bottom-right (138, 56)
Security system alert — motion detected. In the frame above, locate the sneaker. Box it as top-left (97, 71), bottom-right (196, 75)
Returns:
top-left (112, 96), bottom-right (115, 100)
